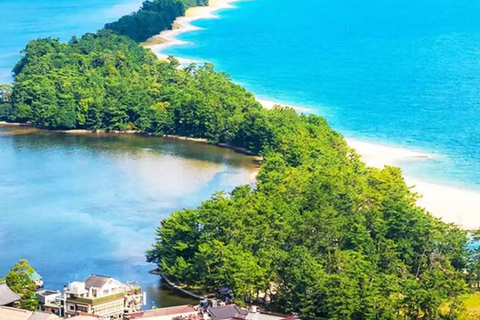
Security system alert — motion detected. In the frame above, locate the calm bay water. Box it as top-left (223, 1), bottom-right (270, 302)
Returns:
top-left (1, 0), bottom-right (480, 301)
top-left (164, 0), bottom-right (480, 189)
top-left (2, 0), bottom-right (479, 187)
top-left (0, 126), bottom-right (256, 308)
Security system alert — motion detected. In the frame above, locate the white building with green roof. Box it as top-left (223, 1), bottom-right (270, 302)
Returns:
top-left (27, 269), bottom-right (43, 289)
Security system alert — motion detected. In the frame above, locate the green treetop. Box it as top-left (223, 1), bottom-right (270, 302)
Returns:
top-left (5, 259), bottom-right (39, 311)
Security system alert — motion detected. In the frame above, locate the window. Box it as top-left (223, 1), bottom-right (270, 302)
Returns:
top-left (92, 289), bottom-right (97, 297)
top-left (111, 288), bottom-right (117, 293)
top-left (69, 305), bottom-right (75, 311)
top-left (91, 300), bottom-right (124, 316)
top-left (103, 289), bottom-right (109, 295)
top-left (77, 305), bottom-right (88, 313)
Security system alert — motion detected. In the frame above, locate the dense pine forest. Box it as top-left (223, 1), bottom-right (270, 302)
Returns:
top-left (105, 0), bottom-right (208, 42)
top-left (1, 1), bottom-right (479, 319)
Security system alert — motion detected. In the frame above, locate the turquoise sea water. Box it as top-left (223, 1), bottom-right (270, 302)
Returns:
top-left (0, 0), bottom-right (143, 83)
top-left (164, 0), bottom-right (480, 189)
top-left (1, 0), bottom-right (480, 303)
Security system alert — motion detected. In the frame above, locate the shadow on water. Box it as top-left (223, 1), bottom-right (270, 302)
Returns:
top-left (147, 278), bottom-right (199, 308)
top-left (0, 125), bottom-right (258, 169)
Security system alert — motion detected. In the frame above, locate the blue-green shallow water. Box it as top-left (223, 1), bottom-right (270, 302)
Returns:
top-left (0, 126), bottom-right (256, 308)
top-left (0, 0), bottom-right (143, 83)
top-left (164, 0), bottom-right (480, 190)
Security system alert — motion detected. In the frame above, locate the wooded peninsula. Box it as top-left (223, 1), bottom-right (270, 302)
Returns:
top-left (1, 1), bottom-right (479, 319)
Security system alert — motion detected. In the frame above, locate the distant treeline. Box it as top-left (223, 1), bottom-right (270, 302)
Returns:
top-left (1, 1), bottom-right (479, 320)
top-left (105, 0), bottom-right (208, 42)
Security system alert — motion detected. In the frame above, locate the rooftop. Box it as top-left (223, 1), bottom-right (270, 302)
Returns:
top-left (246, 312), bottom-right (296, 320)
top-left (69, 316), bottom-right (99, 320)
top-left (27, 270), bottom-right (42, 281)
top-left (85, 275), bottom-right (112, 289)
top-left (0, 306), bottom-right (32, 320)
top-left (28, 311), bottom-right (59, 320)
top-left (66, 281), bottom-right (87, 295)
top-left (208, 305), bottom-right (249, 320)
top-left (0, 306), bottom-right (59, 320)
top-left (129, 305), bottom-right (197, 319)
top-left (0, 283), bottom-right (21, 306)
top-left (36, 290), bottom-right (60, 297)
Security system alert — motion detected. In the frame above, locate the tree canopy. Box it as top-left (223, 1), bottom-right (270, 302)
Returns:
top-left (0, 2), bottom-right (476, 319)
top-left (5, 31), bottom-right (259, 136)
top-left (4, 259), bottom-right (39, 311)
top-left (146, 108), bottom-right (470, 320)
top-left (105, 0), bottom-right (207, 42)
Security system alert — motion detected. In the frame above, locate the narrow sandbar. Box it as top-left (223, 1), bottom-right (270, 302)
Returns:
top-left (142, 0), bottom-right (238, 61)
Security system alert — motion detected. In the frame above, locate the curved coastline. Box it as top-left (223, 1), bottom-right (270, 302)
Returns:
top-left (142, 0), bottom-right (239, 62)
top-left (5, 1), bottom-right (480, 229)
top-left (0, 122), bottom-right (262, 159)
top-left (256, 101), bottom-right (480, 229)
top-left (141, 0), bottom-right (480, 229)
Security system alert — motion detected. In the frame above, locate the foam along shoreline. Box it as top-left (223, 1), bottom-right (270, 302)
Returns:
top-left (257, 100), bottom-right (480, 230)
top-left (142, 0), bottom-right (238, 61)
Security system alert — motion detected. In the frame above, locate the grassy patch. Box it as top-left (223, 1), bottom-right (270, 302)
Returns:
top-left (462, 293), bottom-right (480, 320)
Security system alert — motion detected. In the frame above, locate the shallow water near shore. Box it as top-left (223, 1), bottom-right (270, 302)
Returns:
top-left (0, 125), bottom-right (256, 308)
top-left (163, 0), bottom-right (480, 191)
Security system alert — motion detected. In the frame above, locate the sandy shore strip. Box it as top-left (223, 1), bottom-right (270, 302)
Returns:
top-left (352, 139), bottom-right (480, 230)
top-left (346, 138), bottom-right (431, 168)
top-left (257, 100), bottom-right (480, 229)
top-left (142, 0), bottom-right (239, 60)
top-left (348, 138), bottom-right (480, 229)
top-left (0, 121), bottom-right (32, 127)
top-left (257, 99), bottom-right (312, 113)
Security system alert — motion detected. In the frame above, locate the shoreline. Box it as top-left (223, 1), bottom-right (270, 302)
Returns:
top-left (0, 121), bottom-right (262, 160)
top-left (4, 116), bottom-right (480, 229)
top-left (5, 0), bottom-right (480, 228)
top-left (255, 101), bottom-right (480, 230)
top-left (138, 0), bottom-right (480, 229)
top-left (142, 0), bottom-right (239, 61)
top-left (150, 268), bottom-right (207, 300)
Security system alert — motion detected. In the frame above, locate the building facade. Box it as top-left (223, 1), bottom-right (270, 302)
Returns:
top-left (36, 290), bottom-right (63, 315)
top-left (28, 269), bottom-right (44, 290)
top-left (64, 275), bottom-right (143, 320)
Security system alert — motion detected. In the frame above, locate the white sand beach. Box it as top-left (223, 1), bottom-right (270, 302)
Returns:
top-left (143, 0), bottom-right (238, 60)
top-left (257, 99), bottom-right (312, 113)
top-left (141, 2), bottom-right (480, 229)
top-left (348, 139), bottom-right (480, 229)
top-left (258, 100), bottom-right (480, 229)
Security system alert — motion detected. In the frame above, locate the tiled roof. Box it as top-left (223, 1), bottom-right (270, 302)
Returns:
top-left (28, 311), bottom-right (59, 320)
top-left (208, 305), bottom-right (249, 320)
top-left (0, 283), bottom-right (21, 306)
top-left (129, 305), bottom-right (196, 319)
top-left (0, 306), bottom-right (32, 320)
top-left (0, 307), bottom-right (59, 320)
top-left (84, 275), bottom-right (111, 289)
